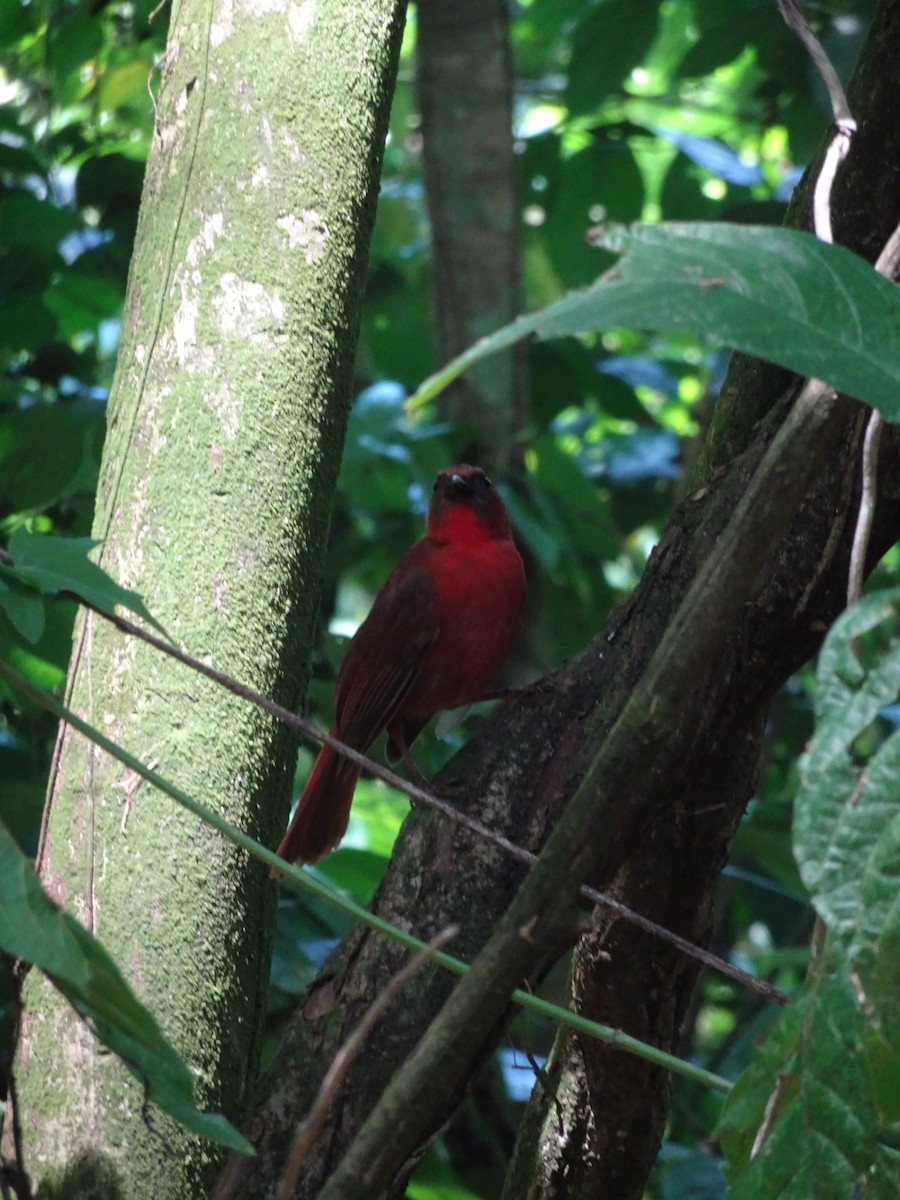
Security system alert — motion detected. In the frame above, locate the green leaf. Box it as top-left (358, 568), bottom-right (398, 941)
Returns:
top-left (4, 530), bottom-right (166, 635)
top-left (0, 299), bottom-right (57, 350)
top-left (544, 144), bottom-right (644, 287)
top-left (794, 589), bottom-right (900, 1049)
top-left (0, 610), bottom-right (69, 694)
top-left (720, 959), bottom-right (900, 1199)
top-left (0, 577), bottom-right (46, 644)
top-left (0, 821), bottom-right (253, 1154)
top-left (408, 224), bottom-right (900, 417)
top-left (566, 0), bottom-right (661, 116)
top-left (724, 592), bottom-right (900, 1196)
top-left (0, 399), bottom-right (104, 514)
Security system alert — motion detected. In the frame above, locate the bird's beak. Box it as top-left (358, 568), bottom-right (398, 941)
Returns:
top-left (448, 473), bottom-right (472, 495)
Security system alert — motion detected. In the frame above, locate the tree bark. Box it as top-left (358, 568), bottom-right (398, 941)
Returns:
top-left (505, 2), bottom-right (900, 1194)
top-left (417, 0), bottom-right (525, 471)
top-left (212, 4), bottom-right (900, 1198)
top-left (7, 1), bottom-right (406, 1197)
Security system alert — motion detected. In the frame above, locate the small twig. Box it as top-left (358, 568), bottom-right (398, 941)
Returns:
top-left (811, 122), bottom-right (854, 244)
top-left (7, 976), bottom-right (30, 1200)
top-left (847, 410), bottom-right (883, 606)
top-left (777, 1), bottom-right (853, 125)
top-left (1, 979), bottom-right (33, 1200)
top-left (275, 926), bottom-right (458, 1200)
top-left (873, 221), bottom-right (900, 280)
top-left (72, 599), bottom-right (788, 1007)
top-left (780, 1), bottom-right (890, 619)
top-left (778, 2), bottom-right (854, 249)
top-left (750, 1070), bottom-right (792, 1159)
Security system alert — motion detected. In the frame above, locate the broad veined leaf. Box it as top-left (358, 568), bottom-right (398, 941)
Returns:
top-left (3, 529), bottom-right (166, 634)
top-left (0, 821), bottom-right (253, 1154)
top-left (720, 956), bottom-right (900, 1200)
top-left (794, 589), bottom-right (900, 1050)
top-left (408, 223), bottom-right (900, 418)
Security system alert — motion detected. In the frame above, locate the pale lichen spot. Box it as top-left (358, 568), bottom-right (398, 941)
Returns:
top-left (175, 82), bottom-right (193, 118)
top-left (186, 212), bottom-right (224, 269)
top-left (173, 293), bottom-right (200, 366)
top-left (277, 210), bottom-right (329, 265)
top-left (288, 0), bottom-right (315, 40)
top-left (213, 274), bottom-right (285, 343)
top-left (251, 162), bottom-right (269, 189)
top-left (278, 127), bottom-right (302, 163)
top-left (205, 381), bottom-right (240, 440)
top-left (210, 0), bottom-right (234, 47)
top-left (212, 573), bottom-right (228, 611)
top-left (135, 344), bottom-right (146, 366)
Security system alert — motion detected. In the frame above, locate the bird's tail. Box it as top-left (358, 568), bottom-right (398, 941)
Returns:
top-left (276, 735), bottom-right (361, 865)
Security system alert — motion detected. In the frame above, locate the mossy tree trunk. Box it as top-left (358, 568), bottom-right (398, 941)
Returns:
top-left (10, 1), bottom-right (406, 1197)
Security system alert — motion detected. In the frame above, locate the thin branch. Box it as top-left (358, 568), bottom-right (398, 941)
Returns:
top-left (750, 1071), bottom-right (791, 1159)
top-left (6, 1079), bottom-right (31, 1200)
top-left (0, 657), bottom-right (732, 1096)
top-left (69, 599), bottom-right (787, 1007)
top-left (842, 221), bottom-right (900, 609)
top-left (777, 1), bottom-right (853, 125)
top-left (275, 926), bottom-right (459, 1200)
top-left (811, 122), bottom-right (854, 244)
top-left (847, 410), bottom-right (883, 606)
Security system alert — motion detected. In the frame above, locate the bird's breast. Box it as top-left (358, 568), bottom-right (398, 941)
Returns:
top-left (403, 538), bottom-right (525, 715)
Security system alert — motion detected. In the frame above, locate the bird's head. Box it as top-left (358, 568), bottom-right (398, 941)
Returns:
top-left (427, 464), bottom-right (512, 544)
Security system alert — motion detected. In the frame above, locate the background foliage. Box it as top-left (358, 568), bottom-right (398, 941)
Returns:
top-left (1, 0), bottom-right (896, 1196)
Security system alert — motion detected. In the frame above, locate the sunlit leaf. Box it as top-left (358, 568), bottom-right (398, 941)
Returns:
top-left (4, 530), bottom-right (166, 634)
top-left (409, 224), bottom-right (900, 418)
top-left (0, 821), bottom-right (253, 1153)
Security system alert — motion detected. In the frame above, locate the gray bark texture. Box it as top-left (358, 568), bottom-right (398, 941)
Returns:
top-left (7, 1), bottom-right (406, 1197)
top-left (417, 0), bottom-right (525, 470)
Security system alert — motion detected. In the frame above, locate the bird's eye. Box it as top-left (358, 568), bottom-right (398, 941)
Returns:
top-left (482, 475), bottom-right (492, 490)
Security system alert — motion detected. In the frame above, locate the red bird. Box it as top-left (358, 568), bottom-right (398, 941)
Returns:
top-left (277, 464), bottom-right (526, 865)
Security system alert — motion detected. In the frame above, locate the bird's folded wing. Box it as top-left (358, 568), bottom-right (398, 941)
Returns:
top-left (334, 563), bottom-right (439, 750)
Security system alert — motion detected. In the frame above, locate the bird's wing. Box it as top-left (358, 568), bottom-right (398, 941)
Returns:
top-left (334, 558), bottom-right (439, 751)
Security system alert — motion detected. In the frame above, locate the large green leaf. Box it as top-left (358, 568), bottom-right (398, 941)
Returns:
top-left (0, 821), bottom-right (252, 1153)
top-left (794, 590), bottom-right (900, 1050)
top-left (721, 592), bottom-right (900, 1197)
top-left (2, 529), bottom-right (165, 634)
top-left (409, 224), bottom-right (900, 417)
top-left (720, 959), bottom-right (900, 1200)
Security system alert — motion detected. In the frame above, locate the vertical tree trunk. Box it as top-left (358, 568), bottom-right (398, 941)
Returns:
top-left (417, 0), bottom-right (524, 471)
top-left (9, 1), bottom-right (406, 1197)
